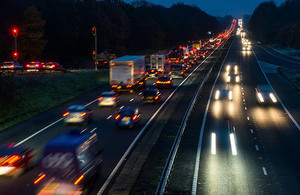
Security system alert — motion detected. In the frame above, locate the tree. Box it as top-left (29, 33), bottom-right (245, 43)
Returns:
top-left (21, 6), bottom-right (47, 61)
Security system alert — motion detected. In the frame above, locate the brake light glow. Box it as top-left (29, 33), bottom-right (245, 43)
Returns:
top-left (9, 65), bottom-right (14, 68)
top-left (132, 115), bottom-right (138, 121)
top-left (74, 175), bottom-right (84, 185)
top-left (98, 97), bottom-right (103, 101)
top-left (35, 64), bottom-right (39, 67)
top-left (34, 174), bottom-right (46, 184)
top-left (156, 81), bottom-right (162, 84)
top-left (111, 63), bottom-right (115, 66)
top-left (115, 114), bottom-right (120, 120)
top-left (112, 85), bottom-right (118, 88)
top-left (112, 97), bottom-right (116, 101)
top-left (166, 81), bottom-right (171, 84)
top-left (26, 64), bottom-right (30, 67)
top-left (80, 112), bottom-right (86, 117)
top-left (126, 85), bottom-right (132, 88)
top-left (169, 71), bottom-right (172, 75)
top-left (63, 112), bottom-right (69, 117)
top-left (154, 96), bottom-right (159, 100)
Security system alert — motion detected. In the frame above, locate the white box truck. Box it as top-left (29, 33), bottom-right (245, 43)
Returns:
top-left (150, 53), bottom-right (166, 73)
top-left (110, 55), bottom-right (146, 92)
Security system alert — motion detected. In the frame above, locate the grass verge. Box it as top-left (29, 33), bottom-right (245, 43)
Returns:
top-left (278, 67), bottom-right (300, 91)
top-left (0, 70), bottom-right (108, 131)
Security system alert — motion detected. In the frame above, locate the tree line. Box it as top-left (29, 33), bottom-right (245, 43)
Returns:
top-left (249, 0), bottom-right (300, 49)
top-left (0, 0), bottom-right (224, 68)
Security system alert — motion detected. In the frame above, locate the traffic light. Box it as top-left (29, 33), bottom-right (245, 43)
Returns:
top-left (13, 52), bottom-right (18, 61)
top-left (12, 28), bottom-right (18, 37)
top-left (92, 50), bottom-right (96, 60)
top-left (92, 26), bottom-right (96, 36)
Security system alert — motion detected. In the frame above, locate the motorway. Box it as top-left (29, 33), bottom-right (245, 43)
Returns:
top-left (0, 36), bottom-right (224, 194)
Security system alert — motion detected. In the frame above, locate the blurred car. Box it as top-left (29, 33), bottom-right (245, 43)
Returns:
top-left (206, 45), bottom-right (214, 50)
top-left (243, 45), bottom-right (251, 51)
top-left (0, 61), bottom-right (22, 72)
top-left (0, 145), bottom-right (35, 178)
top-left (35, 128), bottom-right (102, 195)
top-left (156, 76), bottom-right (173, 88)
top-left (98, 91), bottom-right (119, 107)
top-left (215, 85), bottom-right (233, 101)
top-left (115, 107), bottom-right (141, 128)
top-left (169, 64), bottom-right (185, 79)
top-left (226, 72), bottom-right (240, 83)
top-left (25, 61), bottom-right (43, 71)
top-left (142, 88), bottom-right (161, 104)
top-left (225, 62), bottom-right (238, 73)
top-left (255, 84), bottom-right (278, 104)
top-left (146, 69), bottom-right (159, 78)
top-left (41, 62), bottom-right (63, 71)
top-left (63, 105), bottom-right (93, 125)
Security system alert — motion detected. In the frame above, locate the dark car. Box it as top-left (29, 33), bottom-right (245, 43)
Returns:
top-left (0, 61), bottom-right (23, 72)
top-left (63, 105), bottom-right (93, 125)
top-left (35, 128), bottom-right (102, 195)
top-left (156, 76), bottom-right (173, 88)
top-left (41, 62), bottom-right (64, 71)
top-left (255, 85), bottom-right (277, 104)
top-left (115, 107), bottom-right (141, 128)
top-left (146, 69), bottom-right (159, 78)
top-left (142, 88), bottom-right (161, 104)
top-left (0, 145), bottom-right (35, 178)
top-left (25, 61), bottom-right (43, 72)
top-left (169, 64), bottom-right (185, 79)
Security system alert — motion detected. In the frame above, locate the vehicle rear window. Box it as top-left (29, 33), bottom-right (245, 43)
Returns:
top-left (68, 107), bottom-right (85, 112)
top-left (143, 91), bottom-right (156, 96)
top-left (101, 94), bottom-right (114, 98)
top-left (158, 77), bottom-right (170, 81)
top-left (171, 66), bottom-right (182, 71)
top-left (3, 62), bottom-right (13, 65)
top-left (119, 110), bottom-right (134, 116)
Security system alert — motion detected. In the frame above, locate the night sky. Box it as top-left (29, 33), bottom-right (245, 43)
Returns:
top-left (123, 0), bottom-right (285, 18)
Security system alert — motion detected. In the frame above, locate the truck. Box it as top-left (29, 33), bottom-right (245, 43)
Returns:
top-left (110, 55), bottom-right (146, 92)
top-left (150, 53), bottom-right (166, 73)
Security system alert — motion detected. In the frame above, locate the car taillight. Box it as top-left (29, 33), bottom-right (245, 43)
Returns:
top-left (132, 115), bottom-right (138, 121)
top-left (112, 85), bottom-right (118, 88)
top-left (35, 64), bottom-right (39, 67)
top-left (34, 174), bottom-right (46, 184)
top-left (98, 97), bottom-right (103, 101)
top-left (155, 96), bottom-right (159, 100)
top-left (5, 155), bottom-right (21, 164)
top-left (169, 71), bottom-right (172, 75)
top-left (74, 175), bottom-right (84, 185)
top-left (126, 85), bottom-right (132, 88)
top-left (176, 60), bottom-right (179, 63)
top-left (181, 71), bottom-right (184, 74)
top-left (115, 114), bottom-right (120, 120)
top-left (63, 112), bottom-right (69, 117)
top-left (166, 81), bottom-right (171, 84)
top-left (139, 82), bottom-right (144, 85)
top-left (156, 81), bottom-right (162, 84)
top-left (112, 97), bottom-right (116, 101)
top-left (80, 112), bottom-right (87, 117)
top-left (168, 60), bottom-right (171, 63)
top-left (26, 64), bottom-right (30, 67)
top-left (9, 65), bottom-right (14, 68)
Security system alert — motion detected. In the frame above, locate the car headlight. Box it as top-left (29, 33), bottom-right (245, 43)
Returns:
top-left (269, 93), bottom-right (277, 103)
top-left (228, 91), bottom-right (232, 100)
top-left (226, 65), bottom-right (230, 72)
top-left (243, 47), bottom-right (246, 50)
top-left (235, 76), bottom-right (240, 82)
top-left (257, 92), bottom-right (264, 102)
top-left (215, 90), bottom-right (220, 99)
top-left (234, 66), bottom-right (238, 72)
top-left (227, 76), bottom-right (231, 82)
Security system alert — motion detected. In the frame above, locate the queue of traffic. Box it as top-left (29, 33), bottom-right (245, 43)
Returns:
top-left (0, 61), bottom-right (65, 73)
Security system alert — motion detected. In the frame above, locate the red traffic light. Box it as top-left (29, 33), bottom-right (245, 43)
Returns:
top-left (12, 28), bottom-right (18, 37)
top-left (13, 52), bottom-right (18, 57)
top-left (92, 26), bottom-right (96, 36)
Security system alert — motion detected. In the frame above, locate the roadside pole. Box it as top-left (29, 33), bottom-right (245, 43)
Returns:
top-left (92, 26), bottom-right (97, 71)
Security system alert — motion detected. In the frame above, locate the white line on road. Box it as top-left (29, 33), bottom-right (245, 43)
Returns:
top-left (86, 98), bottom-right (98, 106)
top-left (262, 167), bottom-right (268, 175)
top-left (245, 107), bottom-right (247, 110)
top-left (119, 106), bottom-right (124, 109)
top-left (230, 133), bottom-right (237, 155)
top-left (90, 127), bottom-right (97, 133)
top-left (259, 45), bottom-right (300, 65)
top-left (243, 99), bottom-right (245, 102)
top-left (139, 92), bottom-right (142, 95)
top-left (130, 98), bottom-right (134, 102)
top-left (247, 117), bottom-right (250, 120)
top-left (255, 145), bottom-right (259, 151)
top-left (211, 133), bottom-right (216, 155)
top-left (107, 115), bottom-right (112, 119)
top-left (250, 129), bottom-right (254, 134)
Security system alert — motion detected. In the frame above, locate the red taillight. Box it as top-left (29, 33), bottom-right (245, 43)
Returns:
top-left (139, 82), bottom-right (144, 85)
top-left (74, 175), bottom-right (84, 185)
top-left (132, 115), bottom-right (138, 121)
top-left (35, 64), bottom-right (39, 67)
top-left (166, 81), bottom-right (171, 84)
top-left (169, 71), bottom-right (172, 75)
top-left (26, 64), bottom-right (30, 67)
top-left (181, 71), bottom-right (184, 74)
top-left (112, 97), bottom-right (116, 101)
top-left (154, 96), bottom-right (159, 100)
top-left (98, 97), bottom-right (103, 101)
top-left (9, 65), bottom-right (14, 68)
top-left (194, 58), bottom-right (197, 61)
top-left (5, 155), bottom-right (21, 164)
top-left (63, 112), bottom-right (69, 117)
top-left (80, 112), bottom-right (86, 117)
top-left (112, 85), bottom-right (118, 88)
top-left (168, 60), bottom-right (171, 63)
top-left (126, 85), bottom-right (132, 88)
top-left (34, 174), bottom-right (46, 184)
top-left (115, 114), bottom-right (120, 120)
top-left (156, 81), bottom-right (162, 84)
top-left (175, 60), bottom-right (179, 63)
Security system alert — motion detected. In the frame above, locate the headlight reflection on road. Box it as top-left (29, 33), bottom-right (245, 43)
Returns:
top-left (211, 133), bottom-right (216, 155)
top-left (230, 133), bottom-right (237, 155)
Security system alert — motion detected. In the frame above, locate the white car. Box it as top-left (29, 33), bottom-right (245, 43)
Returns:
top-left (98, 91), bottom-right (119, 107)
top-left (227, 72), bottom-right (240, 83)
top-left (215, 85), bottom-right (233, 101)
top-left (255, 85), bottom-right (277, 104)
top-left (63, 105), bottom-right (93, 124)
top-left (243, 45), bottom-right (251, 51)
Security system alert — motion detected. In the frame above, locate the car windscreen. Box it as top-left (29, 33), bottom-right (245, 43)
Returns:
top-left (101, 94), bottom-right (114, 98)
top-left (158, 77), bottom-right (170, 81)
top-left (119, 110), bottom-right (134, 116)
top-left (143, 91), bottom-right (156, 96)
top-left (68, 107), bottom-right (85, 112)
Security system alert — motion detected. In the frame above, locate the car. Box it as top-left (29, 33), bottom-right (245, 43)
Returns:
top-left (255, 84), bottom-right (278, 104)
top-left (156, 76), bottom-right (173, 88)
top-left (25, 61), bottom-right (43, 71)
top-left (142, 88), bottom-right (161, 104)
top-left (35, 128), bottom-right (102, 195)
top-left (169, 64), bottom-right (185, 79)
top-left (225, 62), bottom-right (238, 73)
top-left (115, 107), bottom-right (141, 128)
top-left (215, 85), bottom-right (233, 101)
top-left (243, 45), bottom-right (251, 51)
top-left (146, 69), bottom-right (159, 78)
top-left (98, 91), bottom-right (119, 107)
top-left (63, 105), bottom-right (93, 125)
top-left (0, 61), bottom-right (23, 72)
top-left (226, 72), bottom-right (240, 83)
top-left (41, 62), bottom-right (64, 71)
top-left (0, 145), bottom-right (35, 178)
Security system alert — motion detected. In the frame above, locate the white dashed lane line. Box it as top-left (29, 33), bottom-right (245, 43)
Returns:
top-left (247, 117), bottom-right (250, 120)
top-left (107, 115), bottom-right (112, 119)
top-left (262, 167), bottom-right (268, 176)
top-left (255, 145), bottom-right (259, 151)
top-left (250, 129), bottom-right (254, 134)
top-left (130, 98), bottom-right (134, 102)
top-left (90, 127), bottom-right (97, 133)
top-left (120, 106), bottom-right (124, 109)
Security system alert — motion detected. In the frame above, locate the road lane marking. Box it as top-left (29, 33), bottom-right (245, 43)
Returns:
top-left (242, 93), bottom-right (244, 95)
top-left (130, 98), bottom-right (134, 102)
top-left (211, 133), bottom-right (216, 155)
top-left (139, 92), bottom-right (142, 95)
top-left (252, 49), bottom-right (300, 131)
top-left (247, 117), bottom-right (250, 120)
top-left (243, 99), bottom-right (245, 102)
top-left (107, 115), bottom-right (112, 119)
top-left (255, 145), bottom-right (259, 151)
top-left (86, 99), bottom-right (98, 106)
top-left (262, 167), bottom-right (268, 175)
top-left (90, 127), bottom-right (97, 133)
top-left (245, 107), bottom-right (247, 110)
top-left (14, 118), bottom-right (64, 147)
top-left (250, 129), bottom-right (254, 133)
top-left (230, 133), bottom-right (237, 155)
top-left (98, 38), bottom-right (223, 195)
top-left (192, 38), bottom-right (234, 195)
top-left (119, 106), bottom-right (124, 109)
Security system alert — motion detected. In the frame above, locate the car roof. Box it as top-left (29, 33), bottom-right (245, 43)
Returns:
top-left (68, 105), bottom-right (86, 110)
top-left (219, 84), bottom-right (230, 90)
top-left (101, 91), bottom-right (115, 95)
top-left (228, 72), bottom-right (238, 76)
top-left (257, 85), bottom-right (272, 91)
top-left (120, 107), bottom-right (136, 112)
top-left (45, 129), bottom-right (91, 149)
top-left (0, 145), bottom-right (27, 155)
